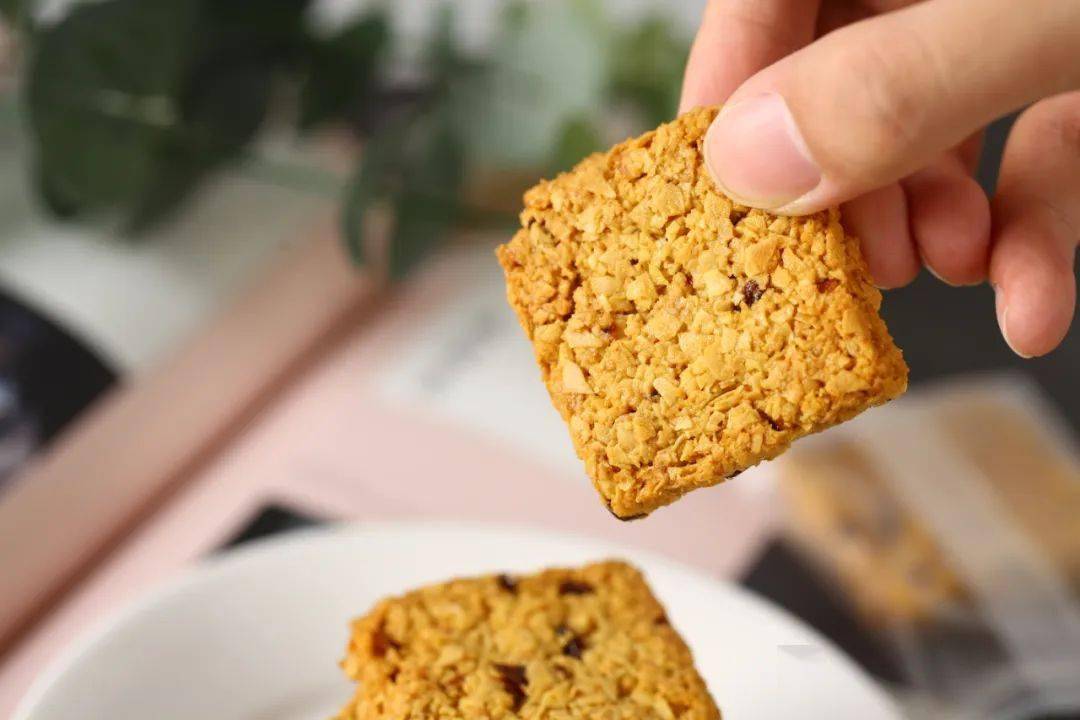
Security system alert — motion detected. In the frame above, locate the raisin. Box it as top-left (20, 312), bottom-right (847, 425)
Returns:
top-left (558, 580), bottom-right (594, 596)
top-left (562, 635), bottom-right (586, 659)
top-left (497, 574), bottom-right (518, 593)
top-left (743, 280), bottom-right (764, 307)
top-left (816, 278), bottom-right (840, 293)
top-left (370, 625), bottom-right (401, 658)
top-left (494, 663), bottom-right (528, 711)
top-left (758, 410), bottom-right (784, 431)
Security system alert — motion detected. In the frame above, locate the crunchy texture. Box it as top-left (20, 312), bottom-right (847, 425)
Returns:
top-left (337, 561), bottom-right (720, 720)
top-left (496, 106), bottom-right (907, 518)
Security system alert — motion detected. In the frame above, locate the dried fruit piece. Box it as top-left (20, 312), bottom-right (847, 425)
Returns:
top-left (370, 625), bottom-right (400, 658)
top-left (558, 580), bottom-right (594, 595)
top-left (494, 663), bottom-right (528, 711)
top-left (742, 280), bottom-right (764, 307)
top-left (562, 635), bottom-right (586, 659)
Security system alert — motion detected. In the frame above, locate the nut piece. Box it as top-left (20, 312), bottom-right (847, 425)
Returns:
top-left (743, 236), bottom-right (780, 276)
top-left (561, 360), bottom-right (594, 394)
top-left (497, 106), bottom-right (907, 519)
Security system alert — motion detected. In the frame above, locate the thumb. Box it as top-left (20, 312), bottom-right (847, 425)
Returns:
top-left (703, 0), bottom-right (1080, 215)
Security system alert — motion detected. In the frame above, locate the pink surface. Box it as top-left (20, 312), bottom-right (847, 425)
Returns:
top-left (0, 251), bottom-right (780, 715)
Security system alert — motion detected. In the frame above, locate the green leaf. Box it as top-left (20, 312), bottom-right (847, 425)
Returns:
top-left (498, 0), bottom-right (528, 34)
top-left (341, 112), bottom-right (407, 266)
top-left (0, 0), bottom-right (26, 24)
top-left (387, 111), bottom-right (464, 278)
top-left (198, 0), bottom-right (312, 63)
top-left (0, 0), bottom-right (35, 28)
top-left (340, 176), bottom-right (372, 267)
top-left (548, 114), bottom-right (602, 175)
top-left (126, 51), bottom-right (274, 231)
top-left (298, 11), bottom-right (389, 131)
top-left (609, 16), bottom-right (690, 127)
top-left (425, 3), bottom-right (458, 77)
top-left (458, 0), bottom-right (610, 171)
top-left (35, 163), bottom-right (80, 220)
top-left (423, 3), bottom-right (491, 107)
top-left (341, 107), bottom-right (465, 275)
top-left (24, 0), bottom-right (314, 231)
top-left (25, 0), bottom-right (200, 219)
top-left (340, 7), bottom-right (472, 274)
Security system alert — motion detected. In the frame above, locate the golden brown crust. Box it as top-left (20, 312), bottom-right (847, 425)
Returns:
top-left (497, 106), bottom-right (907, 517)
top-left (337, 561), bottom-right (720, 720)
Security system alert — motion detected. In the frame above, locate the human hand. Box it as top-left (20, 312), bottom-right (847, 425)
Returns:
top-left (680, 0), bottom-right (1080, 357)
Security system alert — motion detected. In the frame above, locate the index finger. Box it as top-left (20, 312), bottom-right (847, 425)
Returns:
top-left (679, 0), bottom-right (820, 113)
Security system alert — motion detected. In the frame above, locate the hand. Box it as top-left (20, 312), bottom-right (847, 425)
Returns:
top-left (680, 0), bottom-right (1080, 357)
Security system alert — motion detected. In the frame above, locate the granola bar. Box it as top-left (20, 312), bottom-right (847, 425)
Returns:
top-left (497, 106), bottom-right (907, 518)
top-left (781, 388), bottom-right (1080, 625)
top-left (337, 561), bottom-right (720, 719)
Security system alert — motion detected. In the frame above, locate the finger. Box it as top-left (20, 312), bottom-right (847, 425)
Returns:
top-left (842, 182), bottom-right (920, 289)
top-left (904, 156), bottom-right (992, 286)
top-left (817, 1), bottom-right (925, 56)
top-left (679, 0), bottom-right (820, 113)
top-left (816, 0), bottom-right (880, 35)
top-left (957, 131), bottom-right (984, 176)
top-left (702, 0), bottom-right (1080, 214)
top-left (990, 92), bottom-right (1080, 358)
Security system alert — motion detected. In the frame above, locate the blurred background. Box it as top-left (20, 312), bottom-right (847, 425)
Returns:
top-left (0, 1), bottom-right (1076, 718)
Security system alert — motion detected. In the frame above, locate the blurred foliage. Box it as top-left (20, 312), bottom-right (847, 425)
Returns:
top-left (298, 13), bottom-right (388, 131)
top-left (27, 0), bottom-right (203, 225)
top-left (463, 0), bottom-right (609, 172)
top-left (0, 0), bottom-right (24, 23)
top-left (9, 0), bottom-right (690, 276)
top-left (342, 6), bottom-right (469, 274)
top-left (549, 115), bottom-right (604, 175)
top-left (610, 16), bottom-right (690, 128)
top-left (24, 0), bottom-right (350, 230)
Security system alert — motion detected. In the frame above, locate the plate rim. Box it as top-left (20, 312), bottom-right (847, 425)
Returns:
top-left (15, 519), bottom-right (900, 719)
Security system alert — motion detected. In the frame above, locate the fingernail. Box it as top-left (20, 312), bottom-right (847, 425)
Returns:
top-left (919, 250), bottom-right (949, 286)
top-left (994, 284), bottom-right (1032, 359)
top-left (705, 93), bottom-right (821, 210)
top-left (918, 251), bottom-right (959, 288)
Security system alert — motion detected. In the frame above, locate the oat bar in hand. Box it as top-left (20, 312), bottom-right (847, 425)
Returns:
top-left (337, 561), bottom-right (721, 719)
top-left (497, 107), bottom-right (907, 519)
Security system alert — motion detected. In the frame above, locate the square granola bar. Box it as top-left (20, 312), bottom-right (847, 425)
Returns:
top-left (337, 561), bottom-right (720, 719)
top-left (497, 106), bottom-right (907, 518)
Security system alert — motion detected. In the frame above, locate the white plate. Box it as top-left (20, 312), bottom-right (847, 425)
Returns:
top-left (16, 522), bottom-right (901, 719)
